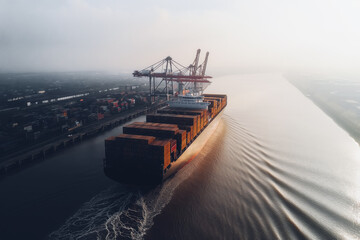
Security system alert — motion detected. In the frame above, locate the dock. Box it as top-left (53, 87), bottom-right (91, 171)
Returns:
top-left (0, 102), bottom-right (166, 177)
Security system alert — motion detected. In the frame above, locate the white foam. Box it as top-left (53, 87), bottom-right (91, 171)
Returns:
top-left (49, 154), bottom-right (200, 240)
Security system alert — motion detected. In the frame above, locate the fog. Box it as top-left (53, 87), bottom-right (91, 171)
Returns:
top-left (1, 0), bottom-right (359, 76)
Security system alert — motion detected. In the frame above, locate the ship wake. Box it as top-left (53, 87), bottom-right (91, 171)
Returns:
top-left (48, 160), bottom-right (197, 240)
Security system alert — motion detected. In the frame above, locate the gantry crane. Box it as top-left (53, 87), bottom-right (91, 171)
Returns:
top-left (133, 49), bottom-right (212, 103)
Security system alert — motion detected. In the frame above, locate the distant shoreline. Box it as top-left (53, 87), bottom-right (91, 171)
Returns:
top-left (289, 79), bottom-right (360, 146)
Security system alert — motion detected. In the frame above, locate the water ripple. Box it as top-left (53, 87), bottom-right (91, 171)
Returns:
top-left (219, 114), bottom-right (360, 240)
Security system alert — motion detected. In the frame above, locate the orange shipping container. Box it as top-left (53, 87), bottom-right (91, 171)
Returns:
top-left (149, 139), bottom-right (171, 170)
top-left (187, 132), bottom-right (191, 144)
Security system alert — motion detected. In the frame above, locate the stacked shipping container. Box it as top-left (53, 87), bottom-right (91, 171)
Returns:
top-left (104, 94), bottom-right (227, 185)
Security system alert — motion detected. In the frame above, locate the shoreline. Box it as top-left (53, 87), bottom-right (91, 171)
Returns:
top-left (289, 80), bottom-right (360, 146)
top-left (0, 102), bottom-right (166, 178)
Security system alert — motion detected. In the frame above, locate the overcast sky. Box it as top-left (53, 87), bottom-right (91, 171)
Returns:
top-left (1, 0), bottom-right (359, 76)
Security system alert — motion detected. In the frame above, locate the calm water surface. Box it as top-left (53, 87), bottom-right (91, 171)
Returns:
top-left (0, 74), bottom-right (359, 240)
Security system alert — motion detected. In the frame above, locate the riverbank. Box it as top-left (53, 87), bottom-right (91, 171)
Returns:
top-left (0, 102), bottom-right (166, 178)
top-left (288, 77), bottom-right (360, 145)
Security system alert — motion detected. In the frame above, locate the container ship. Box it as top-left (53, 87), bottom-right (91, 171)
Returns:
top-left (103, 49), bottom-right (226, 185)
top-left (104, 93), bottom-right (226, 185)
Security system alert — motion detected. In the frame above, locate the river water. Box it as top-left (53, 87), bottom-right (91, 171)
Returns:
top-left (0, 73), bottom-right (359, 239)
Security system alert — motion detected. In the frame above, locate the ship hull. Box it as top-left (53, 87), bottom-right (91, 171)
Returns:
top-left (162, 110), bottom-right (223, 180)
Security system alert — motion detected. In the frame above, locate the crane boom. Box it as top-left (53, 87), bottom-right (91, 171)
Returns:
top-left (191, 49), bottom-right (201, 75)
top-left (201, 52), bottom-right (209, 76)
top-left (132, 49), bottom-right (212, 103)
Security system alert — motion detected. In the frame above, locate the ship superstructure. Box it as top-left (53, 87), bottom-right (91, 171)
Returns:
top-left (168, 93), bottom-right (210, 110)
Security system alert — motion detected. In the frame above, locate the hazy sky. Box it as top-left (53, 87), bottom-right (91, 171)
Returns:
top-left (1, 0), bottom-right (359, 76)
